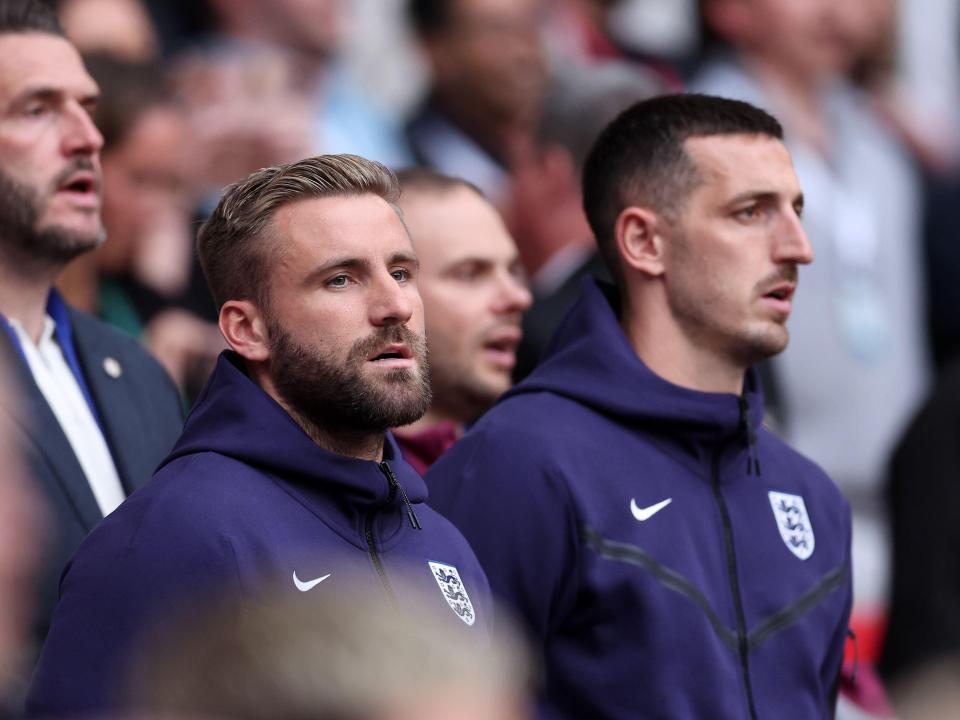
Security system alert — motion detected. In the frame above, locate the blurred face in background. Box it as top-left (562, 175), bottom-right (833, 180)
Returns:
top-left (704, 0), bottom-right (880, 82)
top-left (424, 0), bottom-right (548, 126)
top-left (401, 186), bottom-right (531, 423)
top-left (59, 0), bottom-right (160, 62)
top-left (100, 104), bottom-right (189, 272)
top-left (260, 0), bottom-right (344, 62)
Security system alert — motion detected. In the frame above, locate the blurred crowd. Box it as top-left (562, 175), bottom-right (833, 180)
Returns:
top-left (4, 0), bottom-right (960, 718)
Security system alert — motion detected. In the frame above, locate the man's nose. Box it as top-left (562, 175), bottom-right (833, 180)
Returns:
top-left (494, 270), bottom-right (533, 314)
top-left (775, 211), bottom-right (814, 266)
top-left (61, 102), bottom-right (104, 157)
top-left (370, 272), bottom-right (415, 327)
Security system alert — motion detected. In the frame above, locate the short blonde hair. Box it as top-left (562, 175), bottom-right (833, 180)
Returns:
top-left (197, 154), bottom-right (400, 311)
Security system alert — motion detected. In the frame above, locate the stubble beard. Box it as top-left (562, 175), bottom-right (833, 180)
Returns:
top-left (668, 233), bottom-right (795, 369)
top-left (268, 318), bottom-right (433, 440)
top-left (0, 162), bottom-right (104, 273)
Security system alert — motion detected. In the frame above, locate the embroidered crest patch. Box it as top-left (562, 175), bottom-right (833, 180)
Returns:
top-left (768, 491), bottom-right (815, 560)
top-left (428, 561), bottom-right (476, 626)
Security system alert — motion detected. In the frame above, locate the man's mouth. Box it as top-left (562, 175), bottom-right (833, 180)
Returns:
top-left (368, 343), bottom-right (416, 369)
top-left (481, 327), bottom-right (523, 370)
top-left (56, 172), bottom-right (99, 207)
top-left (761, 283), bottom-right (797, 315)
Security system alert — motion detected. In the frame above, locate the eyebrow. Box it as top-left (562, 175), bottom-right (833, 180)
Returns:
top-left (388, 251), bottom-right (420, 269)
top-left (728, 190), bottom-right (805, 208)
top-left (8, 86), bottom-right (100, 109)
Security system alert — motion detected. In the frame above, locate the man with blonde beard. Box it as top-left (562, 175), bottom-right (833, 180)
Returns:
top-left (393, 168), bottom-right (532, 473)
top-left (27, 155), bottom-right (491, 717)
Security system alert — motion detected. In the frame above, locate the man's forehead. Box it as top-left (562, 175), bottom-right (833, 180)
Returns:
top-left (0, 32), bottom-right (98, 99)
top-left (271, 194), bottom-right (413, 258)
top-left (402, 188), bottom-right (516, 263)
top-left (682, 133), bottom-right (799, 193)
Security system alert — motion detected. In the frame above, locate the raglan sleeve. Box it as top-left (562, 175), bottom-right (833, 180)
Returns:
top-left (425, 420), bottom-right (581, 649)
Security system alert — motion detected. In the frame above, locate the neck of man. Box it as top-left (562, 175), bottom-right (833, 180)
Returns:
top-left (0, 251), bottom-right (59, 343)
top-left (287, 401), bottom-right (387, 462)
top-left (398, 405), bottom-right (465, 437)
top-left (252, 365), bottom-right (387, 461)
top-left (622, 294), bottom-right (746, 396)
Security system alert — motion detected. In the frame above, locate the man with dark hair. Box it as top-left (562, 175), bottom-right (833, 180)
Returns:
top-left (404, 0), bottom-right (548, 205)
top-left (392, 168), bottom-right (531, 473)
top-left (27, 154), bottom-right (491, 717)
top-left (694, 6), bottom-right (928, 691)
top-left (427, 94), bottom-right (853, 718)
top-left (0, 0), bottom-right (182, 680)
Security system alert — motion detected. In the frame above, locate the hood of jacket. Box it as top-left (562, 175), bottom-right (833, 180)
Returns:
top-left (507, 277), bottom-right (765, 441)
top-left (159, 352), bottom-right (427, 507)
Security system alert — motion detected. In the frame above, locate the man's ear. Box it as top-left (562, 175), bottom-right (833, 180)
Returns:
top-left (219, 300), bottom-right (270, 361)
top-left (615, 206), bottom-right (666, 277)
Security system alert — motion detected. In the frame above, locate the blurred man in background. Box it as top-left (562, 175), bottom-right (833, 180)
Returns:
top-left (201, 0), bottom-right (411, 167)
top-left (0, 0), bottom-right (182, 679)
top-left (393, 168), bottom-right (531, 473)
top-left (405, 0), bottom-right (549, 206)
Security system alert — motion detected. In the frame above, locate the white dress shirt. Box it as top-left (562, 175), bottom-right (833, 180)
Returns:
top-left (10, 315), bottom-right (125, 516)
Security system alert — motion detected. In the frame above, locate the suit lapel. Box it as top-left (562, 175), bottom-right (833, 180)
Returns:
top-left (68, 310), bottom-right (149, 495)
top-left (0, 327), bottom-right (103, 531)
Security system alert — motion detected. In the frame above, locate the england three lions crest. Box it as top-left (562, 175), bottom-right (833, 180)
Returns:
top-left (768, 491), bottom-right (815, 560)
top-left (428, 561), bottom-right (476, 626)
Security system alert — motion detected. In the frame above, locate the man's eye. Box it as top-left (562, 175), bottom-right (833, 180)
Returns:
top-left (509, 263), bottom-right (528, 283)
top-left (735, 205), bottom-right (759, 220)
top-left (326, 275), bottom-right (350, 288)
top-left (452, 263), bottom-right (484, 281)
top-left (391, 268), bottom-right (411, 282)
top-left (24, 104), bottom-right (47, 118)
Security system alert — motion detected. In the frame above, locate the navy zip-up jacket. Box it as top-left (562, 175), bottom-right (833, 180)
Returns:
top-left (426, 279), bottom-right (852, 719)
top-left (27, 352), bottom-right (491, 717)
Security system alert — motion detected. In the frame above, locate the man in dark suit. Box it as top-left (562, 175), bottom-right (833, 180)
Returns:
top-left (0, 0), bottom-right (183, 692)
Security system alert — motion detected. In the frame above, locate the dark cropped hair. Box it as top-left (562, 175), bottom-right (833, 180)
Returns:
top-left (198, 154), bottom-right (401, 313)
top-left (582, 93), bottom-right (783, 280)
top-left (407, 0), bottom-right (454, 37)
top-left (0, 0), bottom-right (64, 36)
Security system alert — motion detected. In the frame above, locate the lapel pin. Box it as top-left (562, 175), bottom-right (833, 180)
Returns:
top-left (102, 357), bottom-right (122, 378)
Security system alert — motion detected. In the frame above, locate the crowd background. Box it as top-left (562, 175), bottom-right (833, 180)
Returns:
top-left (7, 0), bottom-right (960, 716)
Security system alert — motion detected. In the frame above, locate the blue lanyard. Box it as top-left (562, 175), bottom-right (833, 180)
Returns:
top-left (1, 289), bottom-right (104, 429)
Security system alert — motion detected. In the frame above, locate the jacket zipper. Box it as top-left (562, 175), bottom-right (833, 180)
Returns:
top-left (380, 461), bottom-right (422, 530)
top-left (712, 436), bottom-right (759, 720)
top-left (364, 462), bottom-right (421, 604)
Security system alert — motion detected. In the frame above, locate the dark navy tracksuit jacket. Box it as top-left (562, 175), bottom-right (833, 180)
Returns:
top-left (27, 352), bottom-right (491, 717)
top-left (427, 279), bottom-right (852, 719)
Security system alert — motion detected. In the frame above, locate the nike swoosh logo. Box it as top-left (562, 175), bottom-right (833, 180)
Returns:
top-left (630, 497), bottom-right (672, 521)
top-left (293, 571), bottom-right (331, 592)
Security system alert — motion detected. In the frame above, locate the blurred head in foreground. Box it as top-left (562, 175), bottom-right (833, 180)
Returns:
top-left (130, 583), bottom-right (531, 720)
top-left (0, 356), bottom-right (48, 703)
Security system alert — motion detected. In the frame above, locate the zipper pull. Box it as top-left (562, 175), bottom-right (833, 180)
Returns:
top-left (380, 461), bottom-right (422, 530)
